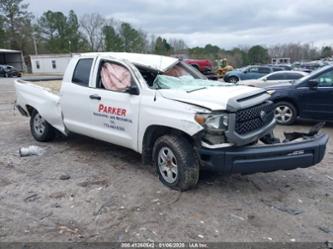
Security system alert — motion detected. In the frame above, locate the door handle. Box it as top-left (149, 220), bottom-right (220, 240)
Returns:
top-left (89, 94), bottom-right (101, 100)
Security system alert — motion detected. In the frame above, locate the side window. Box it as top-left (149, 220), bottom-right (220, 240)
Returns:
top-left (52, 60), bottom-right (56, 69)
top-left (272, 67), bottom-right (283, 72)
top-left (72, 58), bottom-right (93, 86)
top-left (258, 67), bottom-right (271, 74)
top-left (98, 61), bottom-right (132, 92)
top-left (314, 70), bottom-right (333, 87)
top-left (267, 73), bottom-right (285, 81)
top-left (288, 73), bottom-right (304, 80)
top-left (248, 67), bottom-right (259, 73)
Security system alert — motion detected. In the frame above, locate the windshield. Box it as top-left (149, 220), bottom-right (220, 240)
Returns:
top-left (153, 75), bottom-right (229, 91)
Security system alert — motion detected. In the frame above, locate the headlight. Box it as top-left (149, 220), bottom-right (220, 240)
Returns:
top-left (267, 90), bottom-right (276, 95)
top-left (195, 113), bottom-right (229, 131)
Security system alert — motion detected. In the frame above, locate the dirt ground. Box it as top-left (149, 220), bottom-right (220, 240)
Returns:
top-left (0, 78), bottom-right (332, 242)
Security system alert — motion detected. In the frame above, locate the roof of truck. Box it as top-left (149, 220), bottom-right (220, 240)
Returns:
top-left (79, 52), bottom-right (179, 72)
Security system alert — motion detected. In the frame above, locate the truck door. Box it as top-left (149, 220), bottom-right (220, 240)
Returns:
top-left (297, 69), bottom-right (333, 120)
top-left (60, 57), bottom-right (98, 136)
top-left (88, 58), bottom-right (141, 150)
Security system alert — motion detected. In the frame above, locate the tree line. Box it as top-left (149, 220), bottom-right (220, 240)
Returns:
top-left (1, 0), bottom-right (332, 68)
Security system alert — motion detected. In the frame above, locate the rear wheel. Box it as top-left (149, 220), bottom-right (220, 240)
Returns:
top-left (228, 76), bottom-right (239, 83)
top-left (30, 110), bottom-right (56, 142)
top-left (153, 135), bottom-right (199, 191)
top-left (274, 101), bottom-right (297, 125)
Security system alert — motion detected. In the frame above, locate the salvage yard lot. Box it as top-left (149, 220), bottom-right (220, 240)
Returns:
top-left (0, 78), bottom-right (332, 242)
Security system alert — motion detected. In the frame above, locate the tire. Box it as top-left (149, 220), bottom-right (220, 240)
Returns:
top-left (227, 76), bottom-right (239, 83)
top-left (30, 110), bottom-right (56, 142)
top-left (274, 101), bottom-right (297, 125)
top-left (152, 135), bottom-right (199, 191)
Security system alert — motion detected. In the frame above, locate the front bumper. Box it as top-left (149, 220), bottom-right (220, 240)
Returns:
top-left (198, 133), bottom-right (328, 175)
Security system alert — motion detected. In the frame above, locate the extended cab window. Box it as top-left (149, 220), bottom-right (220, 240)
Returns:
top-left (97, 61), bottom-right (131, 91)
top-left (72, 58), bottom-right (93, 86)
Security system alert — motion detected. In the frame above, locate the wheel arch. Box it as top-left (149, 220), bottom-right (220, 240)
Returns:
top-left (26, 105), bottom-right (37, 116)
top-left (141, 125), bottom-right (197, 165)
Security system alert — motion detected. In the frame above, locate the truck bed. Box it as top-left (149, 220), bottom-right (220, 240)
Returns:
top-left (15, 77), bottom-right (66, 134)
top-left (30, 80), bottom-right (62, 94)
top-left (17, 77), bottom-right (62, 95)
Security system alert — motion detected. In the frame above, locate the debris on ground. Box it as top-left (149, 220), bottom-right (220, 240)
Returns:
top-left (318, 226), bottom-right (333, 234)
top-left (261, 199), bottom-right (304, 215)
top-left (77, 178), bottom-right (108, 188)
top-left (19, 145), bottom-right (45, 157)
top-left (59, 174), bottom-right (71, 180)
top-left (49, 192), bottom-right (66, 199)
top-left (57, 225), bottom-right (81, 236)
top-left (230, 213), bottom-right (245, 221)
top-left (24, 193), bottom-right (40, 202)
top-left (274, 206), bottom-right (304, 215)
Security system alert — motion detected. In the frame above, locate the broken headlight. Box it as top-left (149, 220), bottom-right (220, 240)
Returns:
top-left (195, 113), bottom-right (229, 145)
top-left (195, 113), bottom-right (229, 131)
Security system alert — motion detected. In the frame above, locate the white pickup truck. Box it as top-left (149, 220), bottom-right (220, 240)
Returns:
top-left (15, 53), bottom-right (328, 190)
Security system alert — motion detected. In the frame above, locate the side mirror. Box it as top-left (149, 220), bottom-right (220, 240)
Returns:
top-left (308, 79), bottom-right (319, 89)
top-left (125, 85), bottom-right (140, 95)
top-left (263, 78), bottom-right (267, 81)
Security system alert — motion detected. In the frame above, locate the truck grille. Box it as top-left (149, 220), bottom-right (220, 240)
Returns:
top-left (235, 101), bottom-right (274, 135)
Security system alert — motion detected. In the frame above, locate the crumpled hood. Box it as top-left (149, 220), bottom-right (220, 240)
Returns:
top-left (158, 85), bottom-right (264, 111)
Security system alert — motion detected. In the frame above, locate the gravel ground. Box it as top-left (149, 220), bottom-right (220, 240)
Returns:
top-left (0, 78), bottom-right (332, 242)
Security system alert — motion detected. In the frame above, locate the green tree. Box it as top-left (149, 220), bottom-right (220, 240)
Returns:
top-left (119, 22), bottom-right (146, 53)
top-left (37, 10), bottom-right (87, 53)
top-left (248, 45), bottom-right (269, 64)
top-left (103, 25), bottom-right (124, 52)
top-left (0, 16), bottom-right (6, 47)
top-left (154, 36), bottom-right (172, 55)
top-left (321, 46), bottom-right (332, 58)
top-left (204, 44), bottom-right (220, 54)
top-left (0, 0), bottom-right (33, 52)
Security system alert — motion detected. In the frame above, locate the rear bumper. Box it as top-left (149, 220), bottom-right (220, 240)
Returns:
top-left (198, 133), bottom-right (329, 175)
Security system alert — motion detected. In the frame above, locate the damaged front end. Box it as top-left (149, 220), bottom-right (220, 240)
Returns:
top-left (197, 122), bottom-right (329, 175)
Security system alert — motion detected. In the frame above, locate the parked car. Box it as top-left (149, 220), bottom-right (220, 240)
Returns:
top-left (223, 65), bottom-right (283, 83)
top-left (266, 65), bottom-right (333, 125)
top-left (0, 64), bottom-right (21, 78)
top-left (239, 71), bottom-right (308, 87)
top-left (15, 53), bottom-right (328, 190)
top-left (267, 64), bottom-right (292, 71)
top-left (184, 59), bottom-right (218, 80)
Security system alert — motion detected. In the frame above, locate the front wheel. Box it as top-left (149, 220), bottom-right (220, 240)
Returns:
top-left (30, 110), bottom-right (56, 142)
top-left (153, 135), bottom-right (199, 191)
top-left (274, 101), bottom-right (297, 125)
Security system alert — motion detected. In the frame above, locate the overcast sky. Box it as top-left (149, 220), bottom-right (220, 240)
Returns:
top-left (26, 0), bottom-right (333, 49)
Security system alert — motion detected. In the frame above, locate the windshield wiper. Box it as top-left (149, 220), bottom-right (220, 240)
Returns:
top-left (187, 87), bottom-right (207, 93)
